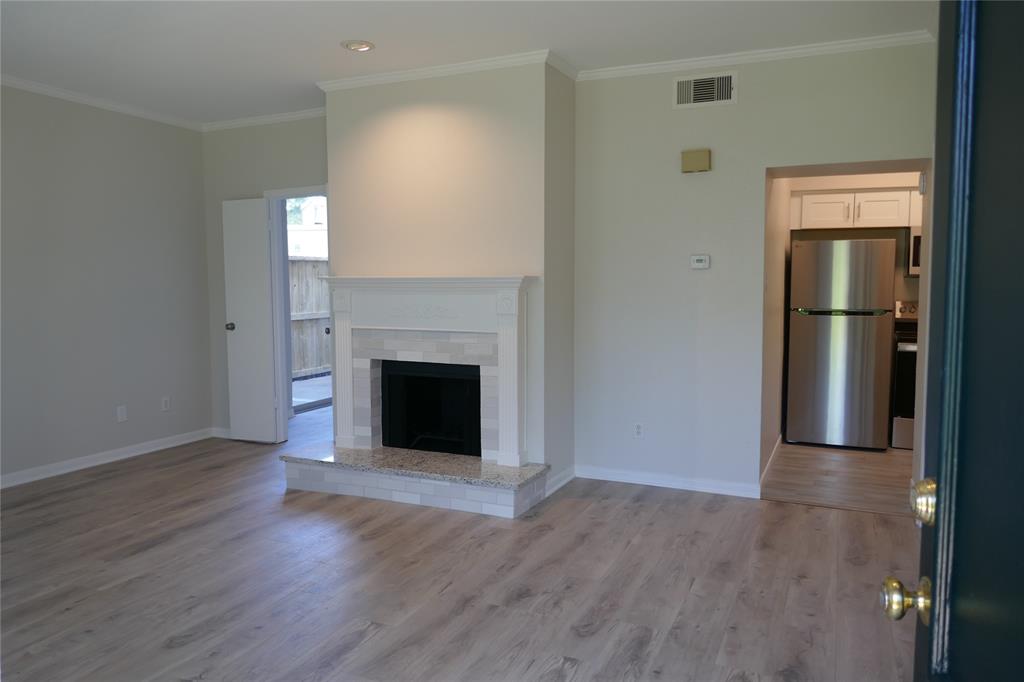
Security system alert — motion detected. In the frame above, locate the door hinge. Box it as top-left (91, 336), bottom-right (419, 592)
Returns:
top-left (919, 172), bottom-right (928, 195)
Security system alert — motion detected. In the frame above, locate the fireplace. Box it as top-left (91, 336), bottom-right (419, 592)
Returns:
top-left (381, 360), bottom-right (481, 456)
top-left (326, 276), bottom-right (528, 467)
top-left (284, 276), bottom-right (552, 518)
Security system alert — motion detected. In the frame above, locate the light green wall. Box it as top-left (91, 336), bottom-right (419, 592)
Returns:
top-left (1, 86), bottom-right (208, 475)
top-left (543, 64), bottom-right (576, 482)
top-left (324, 63), bottom-right (578, 471)
top-left (574, 43), bottom-right (938, 491)
top-left (0, 40), bottom-right (939, 486)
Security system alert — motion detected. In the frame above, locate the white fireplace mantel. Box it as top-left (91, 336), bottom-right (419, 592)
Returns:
top-left (325, 276), bottom-right (529, 467)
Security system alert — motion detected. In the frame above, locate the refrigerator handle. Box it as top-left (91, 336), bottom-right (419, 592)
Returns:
top-left (794, 308), bottom-right (891, 316)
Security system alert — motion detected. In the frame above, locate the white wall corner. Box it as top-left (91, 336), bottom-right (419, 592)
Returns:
top-left (545, 466), bottom-right (576, 498)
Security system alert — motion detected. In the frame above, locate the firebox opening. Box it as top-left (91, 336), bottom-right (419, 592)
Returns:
top-left (381, 360), bottom-right (481, 457)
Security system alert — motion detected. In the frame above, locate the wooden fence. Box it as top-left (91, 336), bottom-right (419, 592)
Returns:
top-left (289, 258), bottom-right (331, 378)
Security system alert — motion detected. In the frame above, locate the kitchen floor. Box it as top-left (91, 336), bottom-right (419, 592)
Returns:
top-left (761, 442), bottom-right (913, 517)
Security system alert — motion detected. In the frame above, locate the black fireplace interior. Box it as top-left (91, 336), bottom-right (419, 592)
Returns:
top-left (381, 360), bottom-right (481, 456)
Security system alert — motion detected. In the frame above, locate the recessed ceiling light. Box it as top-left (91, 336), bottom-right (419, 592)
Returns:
top-left (343, 40), bottom-right (375, 53)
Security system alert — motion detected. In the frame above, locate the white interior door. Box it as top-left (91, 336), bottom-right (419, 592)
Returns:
top-left (223, 199), bottom-right (284, 443)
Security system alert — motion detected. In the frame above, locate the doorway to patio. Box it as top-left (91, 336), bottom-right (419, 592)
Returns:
top-left (284, 194), bottom-right (332, 414)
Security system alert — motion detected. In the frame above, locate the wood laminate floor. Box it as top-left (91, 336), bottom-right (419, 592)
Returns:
top-left (761, 444), bottom-right (914, 518)
top-left (2, 408), bottom-right (918, 681)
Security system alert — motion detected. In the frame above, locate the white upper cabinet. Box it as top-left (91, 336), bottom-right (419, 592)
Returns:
top-left (800, 190), bottom-right (913, 229)
top-left (853, 191), bottom-right (911, 227)
top-left (801, 193), bottom-right (854, 228)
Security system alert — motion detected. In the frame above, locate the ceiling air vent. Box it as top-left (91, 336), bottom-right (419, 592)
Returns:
top-left (674, 72), bottom-right (736, 109)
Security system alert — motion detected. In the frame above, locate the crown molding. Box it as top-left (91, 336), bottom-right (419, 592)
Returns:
top-left (544, 51), bottom-right (578, 80)
top-left (576, 30), bottom-right (935, 81)
top-left (201, 107), bottom-right (325, 132)
top-left (317, 49), bottom-right (565, 92)
top-left (1, 74), bottom-right (203, 131)
top-left (3, 30), bottom-right (933, 132)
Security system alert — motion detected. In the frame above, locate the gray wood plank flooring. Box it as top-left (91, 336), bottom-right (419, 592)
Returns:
top-left (1, 407), bottom-right (918, 681)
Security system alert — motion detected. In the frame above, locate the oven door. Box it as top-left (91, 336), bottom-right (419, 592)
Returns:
top-left (891, 340), bottom-right (917, 449)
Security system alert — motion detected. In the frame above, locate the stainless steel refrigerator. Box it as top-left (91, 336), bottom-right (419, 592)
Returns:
top-left (786, 238), bottom-right (896, 449)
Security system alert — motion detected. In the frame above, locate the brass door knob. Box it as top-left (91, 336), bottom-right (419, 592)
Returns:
top-left (880, 576), bottom-right (932, 625)
top-left (909, 478), bottom-right (937, 527)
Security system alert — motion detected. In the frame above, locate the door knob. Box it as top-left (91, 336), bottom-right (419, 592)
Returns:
top-left (880, 576), bottom-right (932, 625)
top-left (909, 478), bottom-right (937, 527)
top-left (225, 322), bottom-right (236, 331)
top-left (325, 327), bottom-right (331, 335)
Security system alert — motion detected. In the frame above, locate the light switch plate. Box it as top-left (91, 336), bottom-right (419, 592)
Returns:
top-left (690, 254), bottom-right (711, 270)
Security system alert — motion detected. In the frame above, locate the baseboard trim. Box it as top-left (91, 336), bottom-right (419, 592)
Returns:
top-left (544, 466), bottom-right (576, 498)
top-left (575, 465), bottom-right (760, 499)
top-left (1, 428), bottom-right (225, 489)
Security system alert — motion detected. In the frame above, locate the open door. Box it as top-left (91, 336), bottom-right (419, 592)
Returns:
top-left (222, 199), bottom-right (285, 443)
top-left (881, 2), bottom-right (1024, 679)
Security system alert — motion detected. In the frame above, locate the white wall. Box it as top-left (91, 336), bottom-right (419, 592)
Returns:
top-left (1, 86), bottom-right (208, 476)
top-left (324, 62), bottom-right (575, 474)
top-left (201, 117), bottom-right (327, 429)
top-left (543, 65), bottom-right (576, 483)
top-left (760, 176), bottom-right (791, 474)
top-left (574, 43), bottom-right (937, 495)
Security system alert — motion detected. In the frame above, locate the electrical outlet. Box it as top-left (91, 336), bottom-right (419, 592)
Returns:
top-left (690, 253), bottom-right (711, 270)
top-left (633, 423), bottom-right (644, 439)
top-left (161, 396), bottom-right (172, 412)
top-left (116, 405), bottom-right (128, 423)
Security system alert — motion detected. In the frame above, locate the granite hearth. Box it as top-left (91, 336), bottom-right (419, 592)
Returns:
top-left (282, 447), bottom-right (549, 518)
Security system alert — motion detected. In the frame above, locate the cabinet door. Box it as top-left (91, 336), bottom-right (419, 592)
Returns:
top-left (853, 190), bottom-right (911, 227)
top-left (801, 193), bottom-right (854, 228)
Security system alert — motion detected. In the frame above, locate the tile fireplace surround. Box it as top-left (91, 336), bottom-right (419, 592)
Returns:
top-left (282, 276), bottom-right (549, 518)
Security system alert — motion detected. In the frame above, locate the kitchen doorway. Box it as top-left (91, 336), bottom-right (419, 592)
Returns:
top-left (759, 162), bottom-right (932, 516)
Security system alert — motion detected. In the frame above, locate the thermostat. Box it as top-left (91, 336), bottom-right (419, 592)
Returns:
top-left (690, 254), bottom-right (711, 270)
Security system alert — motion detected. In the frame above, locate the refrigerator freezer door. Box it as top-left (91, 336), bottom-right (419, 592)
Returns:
top-left (786, 311), bottom-right (894, 449)
top-left (790, 239), bottom-right (896, 311)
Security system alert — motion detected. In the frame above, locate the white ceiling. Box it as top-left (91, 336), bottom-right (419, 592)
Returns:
top-left (1, 1), bottom-right (938, 127)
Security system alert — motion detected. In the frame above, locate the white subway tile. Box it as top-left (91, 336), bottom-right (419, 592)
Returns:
top-left (362, 487), bottom-right (393, 501)
top-left (403, 481), bottom-right (437, 495)
top-left (374, 476), bottom-right (406, 491)
top-left (481, 503), bottom-right (515, 518)
top-left (391, 491), bottom-right (421, 505)
top-left (465, 488), bottom-right (498, 504)
top-left (450, 498), bottom-right (483, 513)
top-left (419, 494), bottom-right (452, 509)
